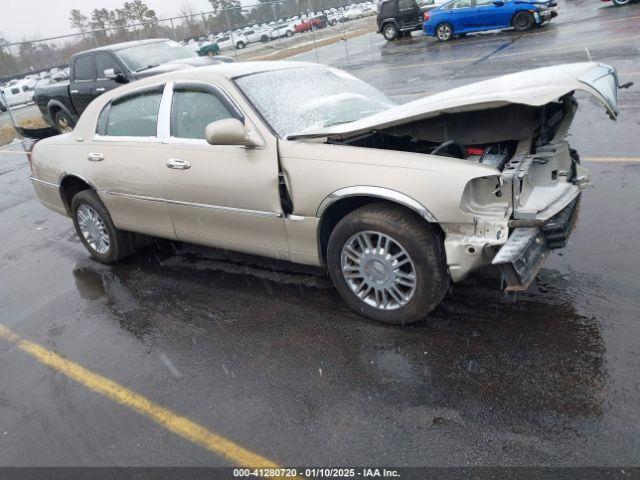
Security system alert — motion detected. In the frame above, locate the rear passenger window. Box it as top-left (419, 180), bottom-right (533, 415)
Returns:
top-left (98, 89), bottom-right (163, 137)
top-left (74, 56), bottom-right (95, 81)
top-left (170, 88), bottom-right (238, 140)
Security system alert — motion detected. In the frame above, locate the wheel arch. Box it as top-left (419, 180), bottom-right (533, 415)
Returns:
top-left (58, 173), bottom-right (96, 215)
top-left (316, 187), bottom-right (440, 264)
top-left (380, 18), bottom-right (400, 32)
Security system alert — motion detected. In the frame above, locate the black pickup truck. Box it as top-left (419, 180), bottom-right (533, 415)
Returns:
top-left (34, 38), bottom-right (231, 133)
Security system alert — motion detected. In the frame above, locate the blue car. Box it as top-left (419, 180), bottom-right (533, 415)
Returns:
top-left (423, 0), bottom-right (557, 41)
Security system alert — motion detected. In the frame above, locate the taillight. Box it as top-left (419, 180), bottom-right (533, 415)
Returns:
top-left (423, 12), bottom-right (430, 21)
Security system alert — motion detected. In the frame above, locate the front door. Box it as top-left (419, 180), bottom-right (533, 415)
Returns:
top-left (93, 52), bottom-right (125, 99)
top-left (158, 82), bottom-right (289, 260)
top-left (474, 0), bottom-right (509, 28)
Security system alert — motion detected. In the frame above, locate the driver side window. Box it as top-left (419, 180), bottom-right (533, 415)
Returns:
top-left (452, 0), bottom-right (473, 7)
top-left (170, 88), bottom-right (238, 140)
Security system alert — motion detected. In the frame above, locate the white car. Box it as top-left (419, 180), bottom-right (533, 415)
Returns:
top-left (270, 23), bottom-right (295, 38)
top-left (1, 80), bottom-right (34, 107)
top-left (216, 33), bottom-right (249, 50)
top-left (343, 7), bottom-right (364, 20)
top-left (243, 28), bottom-right (271, 44)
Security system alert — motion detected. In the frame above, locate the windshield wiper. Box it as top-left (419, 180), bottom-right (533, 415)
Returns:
top-left (136, 64), bottom-right (160, 72)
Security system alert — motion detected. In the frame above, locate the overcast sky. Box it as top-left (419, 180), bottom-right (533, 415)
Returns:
top-left (1, 0), bottom-right (218, 42)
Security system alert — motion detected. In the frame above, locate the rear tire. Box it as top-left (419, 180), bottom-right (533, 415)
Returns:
top-left (71, 190), bottom-right (134, 264)
top-left (53, 110), bottom-right (75, 133)
top-left (382, 22), bottom-right (399, 40)
top-left (512, 11), bottom-right (534, 31)
top-left (612, 0), bottom-right (631, 4)
top-left (435, 23), bottom-right (453, 41)
top-left (327, 203), bottom-right (449, 325)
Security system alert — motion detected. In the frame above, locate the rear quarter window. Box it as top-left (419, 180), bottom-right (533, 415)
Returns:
top-left (73, 55), bottom-right (95, 81)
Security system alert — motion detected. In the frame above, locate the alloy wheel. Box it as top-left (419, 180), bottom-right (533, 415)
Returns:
top-left (437, 24), bottom-right (452, 40)
top-left (77, 204), bottom-right (110, 254)
top-left (57, 116), bottom-right (73, 133)
top-left (340, 230), bottom-right (417, 311)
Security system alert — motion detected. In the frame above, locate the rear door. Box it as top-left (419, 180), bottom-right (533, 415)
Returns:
top-left (90, 84), bottom-right (175, 238)
top-left (157, 81), bottom-right (289, 259)
top-left (69, 54), bottom-right (96, 114)
top-left (448, 0), bottom-right (477, 31)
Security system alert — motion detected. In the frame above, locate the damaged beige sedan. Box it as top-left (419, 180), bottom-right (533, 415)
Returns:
top-left (30, 61), bottom-right (622, 324)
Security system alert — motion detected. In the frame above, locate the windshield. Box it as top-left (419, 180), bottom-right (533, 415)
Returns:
top-left (235, 67), bottom-right (397, 138)
top-left (118, 40), bottom-right (197, 72)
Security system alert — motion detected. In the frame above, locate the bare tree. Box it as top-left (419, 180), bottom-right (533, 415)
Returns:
top-left (69, 9), bottom-right (89, 33)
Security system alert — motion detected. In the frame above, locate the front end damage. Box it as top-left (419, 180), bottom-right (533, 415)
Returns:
top-left (289, 62), bottom-right (625, 291)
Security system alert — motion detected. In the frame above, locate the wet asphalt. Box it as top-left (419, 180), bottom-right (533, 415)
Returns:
top-left (1, 0), bottom-right (639, 468)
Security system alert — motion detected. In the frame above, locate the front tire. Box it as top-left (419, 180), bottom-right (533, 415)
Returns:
top-left (71, 190), bottom-right (134, 264)
top-left (382, 22), bottom-right (399, 41)
top-left (512, 11), bottom-right (534, 31)
top-left (435, 23), bottom-right (453, 41)
top-left (236, 41), bottom-right (246, 49)
top-left (612, 0), bottom-right (631, 4)
top-left (327, 203), bottom-right (449, 325)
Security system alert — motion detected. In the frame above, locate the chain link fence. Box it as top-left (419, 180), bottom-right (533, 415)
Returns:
top-left (0, 0), bottom-right (375, 79)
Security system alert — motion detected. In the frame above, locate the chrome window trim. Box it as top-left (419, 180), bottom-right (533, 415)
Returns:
top-left (30, 176), bottom-right (59, 188)
top-left (160, 80), bottom-right (267, 148)
top-left (93, 82), bottom-right (166, 141)
top-left (316, 186), bottom-right (437, 222)
top-left (102, 191), bottom-right (282, 218)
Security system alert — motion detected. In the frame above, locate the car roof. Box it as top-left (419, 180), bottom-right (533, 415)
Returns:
top-left (72, 38), bottom-right (173, 56)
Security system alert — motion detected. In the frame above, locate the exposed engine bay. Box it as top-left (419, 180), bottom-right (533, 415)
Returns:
top-left (328, 95), bottom-right (578, 174)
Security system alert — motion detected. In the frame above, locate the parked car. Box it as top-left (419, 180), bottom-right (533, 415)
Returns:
top-left (197, 41), bottom-right (220, 56)
top-left (1, 80), bottom-right (35, 107)
top-left (343, 7), bottom-right (365, 19)
top-left (270, 23), bottom-right (296, 38)
top-left (243, 28), bottom-right (271, 43)
top-left (29, 61), bottom-right (622, 324)
top-left (377, 0), bottom-right (426, 40)
top-left (216, 34), bottom-right (249, 50)
top-left (33, 39), bottom-right (231, 133)
top-left (423, 0), bottom-right (558, 41)
top-left (600, 0), bottom-right (636, 5)
top-left (295, 16), bottom-right (327, 32)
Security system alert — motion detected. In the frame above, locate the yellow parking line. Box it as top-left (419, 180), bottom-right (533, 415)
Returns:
top-left (0, 324), bottom-right (281, 470)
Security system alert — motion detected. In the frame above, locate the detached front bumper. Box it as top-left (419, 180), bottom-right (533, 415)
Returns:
top-left (492, 196), bottom-right (580, 291)
top-left (534, 9), bottom-right (558, 24)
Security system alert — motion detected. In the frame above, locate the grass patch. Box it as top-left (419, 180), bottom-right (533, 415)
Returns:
top-left (242, 26), bottom-right (376, 61)
top-left (0, 116), bottom-right (49, 147)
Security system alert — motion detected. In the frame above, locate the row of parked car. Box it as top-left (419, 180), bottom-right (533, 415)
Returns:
top-left (180, 2), bottom-right (378, 54)
top-left (0, 68), bottom-right (70, 112)
top-left (376, 0), bottom-right (559, 41)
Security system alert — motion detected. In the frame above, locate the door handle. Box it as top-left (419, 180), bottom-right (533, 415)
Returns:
top-left (95, 87), bottom-right (106, 92)
top-left (88, 152), bottom-right (104, 162)
top-left (166, 158), bottom-right (191, 170)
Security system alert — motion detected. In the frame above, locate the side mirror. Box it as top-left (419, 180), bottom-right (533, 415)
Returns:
top-left (205, 118), bottom-right (261, 148)
top-left (493, 0), bottom-right (505, 5)
top-left (104, 68), bottom-right (128, 84)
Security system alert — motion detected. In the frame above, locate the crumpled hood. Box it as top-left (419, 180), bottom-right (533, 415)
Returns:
top-left (288, 62), bottom-right (620, 141)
